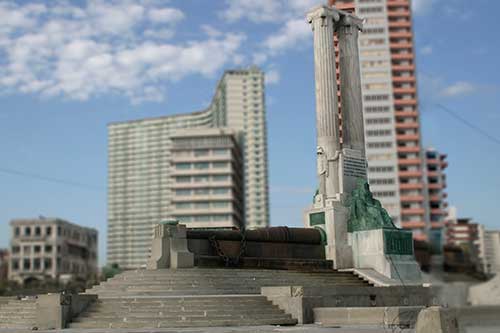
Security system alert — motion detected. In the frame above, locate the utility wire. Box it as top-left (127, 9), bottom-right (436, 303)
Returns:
top-left (0, 167), bottom-right (104, 192)
top-left (435, 103), bottom-right (500, 146)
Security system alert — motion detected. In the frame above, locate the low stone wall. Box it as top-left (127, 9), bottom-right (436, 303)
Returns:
top-left (261, 285), bottom-right (434, 324)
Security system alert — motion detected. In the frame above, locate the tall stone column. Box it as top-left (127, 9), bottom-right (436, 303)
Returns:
top-left (307, 6), bottom-right (341, 200)
top-left (337, 15), bottom-right (365, 153)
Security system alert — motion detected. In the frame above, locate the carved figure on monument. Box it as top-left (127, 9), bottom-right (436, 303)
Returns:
top-left (348, 179), bottom-right (397, 232)
top-left (316, 146), bottom-right (327, 196)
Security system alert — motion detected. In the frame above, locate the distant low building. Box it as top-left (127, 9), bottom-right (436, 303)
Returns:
top-left (445, 216), bottom-right (482, 271)
top-left (477, 227), bottom-right (500, 276)
top-left (0, 249), bottom-right (8, 282)
top-left (8, 218), bottom-right (98, 285)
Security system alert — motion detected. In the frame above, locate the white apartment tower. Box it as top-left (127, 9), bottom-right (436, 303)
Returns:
top-left (107, 68), bottom-right (269, 268)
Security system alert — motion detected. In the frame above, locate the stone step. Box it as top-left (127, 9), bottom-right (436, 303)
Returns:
top-left (78, 311), bottom-right (287, 320)
top-left (70, 316), bottom-right (297, 328)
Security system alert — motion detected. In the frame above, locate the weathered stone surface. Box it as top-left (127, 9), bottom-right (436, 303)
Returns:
top-left (468, 275), bottom-right (500, 306)
top-left (415, 307), bottom-right (459, 333)
top-left (313, 306), bottom-right (423, 327)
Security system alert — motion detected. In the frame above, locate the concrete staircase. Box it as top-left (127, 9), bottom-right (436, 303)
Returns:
top-left (85, 268), bottom-right (370, 297)
top-left (0, 298), bottom-right (37, 329)
top-left (70, 295), bottom-right (296, 328)
top-left (71, 268), bottom-right (370, 328)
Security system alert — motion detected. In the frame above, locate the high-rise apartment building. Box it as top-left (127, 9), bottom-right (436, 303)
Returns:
top-left (329, 0), bottom-right (428, 239)
top-left (170, 128), bottom-right (244, 229)
top-left (8, 218), bottom-right (98, 284)
top-left (477, 228), bottom-right (500, 276)
top-left (108, 68), bottom-right (269, 268)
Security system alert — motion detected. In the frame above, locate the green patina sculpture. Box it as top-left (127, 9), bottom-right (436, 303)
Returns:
top-left (348, 179), bottom-right (397, 232)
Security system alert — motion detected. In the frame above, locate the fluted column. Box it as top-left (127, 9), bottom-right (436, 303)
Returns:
top-left (337, 14), bottom-right (365, 153)
top-left (307, 6), bottom-right (341, 199)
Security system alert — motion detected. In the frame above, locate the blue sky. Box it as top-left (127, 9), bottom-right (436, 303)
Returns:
top-left (1, 0), bottom-right (499, 266)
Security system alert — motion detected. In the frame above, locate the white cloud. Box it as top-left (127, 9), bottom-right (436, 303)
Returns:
top-left (420, 45), bottom-right (433, 55)
top-left (0, 1), bottom-right (245, 103)
top-left (265, 69), bottom-right (280, 85)
top-left (148, 7), bottom-right (184, 24)
top-left (440, 81), bottom-right (478, 97)
top-left (412, 0), bottom-right (437, 15)
top-left (221, 0), bottom-right (317, 23)
top-left (263, 19), bottom-right (310, 55)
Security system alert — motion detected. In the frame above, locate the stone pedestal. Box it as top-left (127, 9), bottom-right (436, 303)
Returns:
top-left (147, 221), bottom-right (194, 270)
top-left (304, 200), bottom-right (353, 269)
top-left (351, 229), bottom-right (422, 284)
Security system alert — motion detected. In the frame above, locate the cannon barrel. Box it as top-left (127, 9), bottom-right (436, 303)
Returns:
top-left (186, 226), bottom-right (322, 245)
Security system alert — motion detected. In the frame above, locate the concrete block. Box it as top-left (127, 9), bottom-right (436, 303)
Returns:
top-left (36, 293), bottom-right (97, 329)
top-left (415, 306), bottom-right (459, 333)
top-left (469, 275), bottom-right (500, 306)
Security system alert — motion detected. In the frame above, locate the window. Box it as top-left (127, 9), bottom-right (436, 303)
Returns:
top-left (176, 176), bottom-right (191, 183)
top-left (213, 188), bottom-right (229, 195)
top-left (25, 227), bottom-right (31, 236)
top-left (194, 162), bottom-right (209, 170)
top-left (212, 162), bottom-right (229, 168)
top-left (23, 258), bottom-right (31, 270)
top-left (34, 258), bottom-right (41, 270)
top-left (194, 202), bottom-right (210, 209)
top-left (213, 175), bottom-right (229, 182)
top-left (44, 258), bottom-right (52, 270)
top-left (193, 175), bottom-right (209, 183)
top-left (14, 227), bottom-right (20, 237)
top-left (175, 163), bottom-right (191, 170)
top-left (23, 245), bottom-right (31, 254)
top-left (11, 245), bottom-right (20, 254)
top-left (12, 259), bottom-right (19, 270)
top-left (34, 245), bottom-right (41, 253)
top-left (35, 227), bottom-right (41, 236)
top-left (367, 142), bottom-right (392, 149)
top-left (213, 202), bottom-right (230, 208)
top-left (175, 189), bottom-right (191, 196)
top-left (194, 149), bottom-right (209, 157)
top-left (194, 188), bottom-right (210, 195)
top-left (46, 226), bottom-right (52, 236)
top-left (44, 245), bottom-right (53, 253)
top-left (175, 203), bottom-right (191, 209)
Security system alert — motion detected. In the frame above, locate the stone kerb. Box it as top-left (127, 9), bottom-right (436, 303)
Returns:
top-left (147, 221), bottom-right (194, 270)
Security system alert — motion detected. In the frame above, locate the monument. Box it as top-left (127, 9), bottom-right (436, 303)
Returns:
top-left (303, 5), bottom-right (421, 283)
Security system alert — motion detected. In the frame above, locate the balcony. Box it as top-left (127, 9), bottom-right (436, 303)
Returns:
top-left (392, 64), bottom-right (415, 72)
top-left (387, 0), bottom-right (411, 5)
top-left (394, 99), bottom-right (417, 106)
top-left (401, 208), bottom-right (425, 215)
top-left (431, 208), bottom-right (447, 216)
top-left (429, 195), bottom-right (442, 202)
top-left (431, 222), bottom-right (444, 229)
top-left (401, 221), bottom-right (426, 229)
top-left (388, 10), bottom-right (410, 18)
top-left (388, 21), bottom-right (411, 28)
top-left (426, 159), bottom-right (440, 165)
top-left (398, 158), bottom-right (421, 166)
top-left (400, 183), bottom-right (424, 190)
top-left (428, 183), bottom-right (443, 190)
top-left (399, 170), bottom-right (422, 177)
top-left (427, 171), bottom-right (440, 177)
top-left (395, 122), bottom-right (419, 129)
top-left (390, 42), bottom-right (413, 50)
top-left (392, 76), bottom-right (416, 83)
top-left (389, 31), bottom-right (413, 39)
top-left (393, 87), bottom-right (416, 94)
top-left (391, 53), bottom-right (414, 60)
top-left (396, 133), bottom-right (420, 141)
top-left (400, 195), bottom-right (424, 202)
top-left (397, 146), bottom-right (420, 153)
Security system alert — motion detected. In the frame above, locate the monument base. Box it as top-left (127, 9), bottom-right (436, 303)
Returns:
top-left (304, 199), bottom-right (353, 269)
top-left (350, 228), bottom-right (422, 284)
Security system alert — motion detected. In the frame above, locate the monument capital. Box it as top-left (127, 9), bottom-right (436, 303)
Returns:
top-left (306, 5), bottom-right (341, 26)
top-left (337, 12), bottom-right (364, 32)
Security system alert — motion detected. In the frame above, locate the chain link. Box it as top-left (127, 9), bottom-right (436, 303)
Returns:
top-left (209, 232), bottom-right (246, 267)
